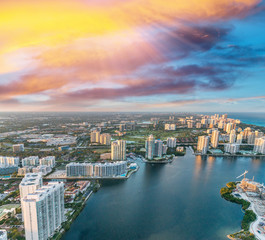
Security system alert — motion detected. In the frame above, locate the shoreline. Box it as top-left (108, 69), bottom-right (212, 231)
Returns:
top-left (220, 182), bottom-right (258, 240)
top-left (142, 159), bottom-right (173, 164)
top-left (195, 153), bottom-right (265, 157)
top-left (53, 187), bottom-right (95, 240)
top-left (45, 166), bottom-right (139, 180)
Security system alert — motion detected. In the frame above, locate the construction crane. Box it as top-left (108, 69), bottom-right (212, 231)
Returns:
top-left (236, 170), bottom-right (248, 180)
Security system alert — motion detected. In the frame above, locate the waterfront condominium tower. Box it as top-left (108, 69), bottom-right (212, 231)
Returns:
top-left (154, 140), bottom-right (163, 157)
top-left (237, 132), bottom-right (244, 144)
top-left (145, 135), bottom-right (155, 160)
top-left (19, 173), bottom-right (43, 199)
top-left (111, 140), bottom-right (126, 161)
top-left (247, 132), bottom-right (255, 144)
top-left (229, 129), bottom-right (237, 144)
top-left (167, 137), bottom-right (176, 148)
top-left (254, 137), bottom-right (265, 154)
top-left (211, 129), bottom-right (220, 148)
top-left (21, 182), bottom-right (65, 240)
top-left (197, 136), bottom-right (209, 154)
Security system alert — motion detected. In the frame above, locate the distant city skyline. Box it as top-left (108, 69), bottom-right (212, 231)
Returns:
top-left (0, 0), bottom-right (265, 112)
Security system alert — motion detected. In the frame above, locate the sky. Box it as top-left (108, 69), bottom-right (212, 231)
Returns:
top-left (0, 0), bottom-right (265, 112)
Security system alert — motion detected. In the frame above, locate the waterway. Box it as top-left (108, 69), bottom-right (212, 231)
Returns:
top-left (62, 149), bottom-right (265, 240)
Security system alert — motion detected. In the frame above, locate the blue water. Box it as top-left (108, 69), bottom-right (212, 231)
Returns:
top-left (202, 112), bottom-right (265, 127)
top-left (62, 150), bottom-right (265, 240)
top-left (229, 112), bottom-right (265, 127)
top-left (0, 176), bottom-right (11, 179)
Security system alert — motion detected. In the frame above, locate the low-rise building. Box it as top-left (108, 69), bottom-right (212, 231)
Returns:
top-left (176, 147), bottom-right (184, 152)
top-left (164, 124), bottom-right (176, 131)
top-left (22, 156), bottom-right (39, 167)
top-left (0, 156), bottom-right (19, 167)
top-left (39, 156), bottom-right (55, 168)
top-left (32, 165), bottom-right (52, 175)
top-left (18, 166), bottom-right (33, 176)
top-left (12, 144), bottom-right (24, 153)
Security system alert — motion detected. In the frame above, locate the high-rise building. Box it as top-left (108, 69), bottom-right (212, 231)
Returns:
top-left (154, 140), bottom-right (163, 157)
top-left (236, 133), bottom-right (243, 144)
top-left (222, 114), bottom-right (228, 119)
top-left (224, 144), bottom-right (240, 154)
top-left (218, 120), bottom-right (225, 129)
top-left (201, 118), bottom-right (207, 125)
top-left (255, 131), bottom-right (264, 139)
top-left (100, 133), bottom-right (111, 145)
top-left (247, 132), bottom-right (255, 144)
top-left (90, 130), bottom-right (101, 143)
top-left (21, 182), bottom-right (64, 240)
top-left (254, 137), bottom-right (265, 154)
top-left (111, 140), bottom-right (126, 161)
top-left (209, 119), bottom-right (217, 126)
top-left (211, 129), bottom-right (219, 148)
top-left (226, 123), bottom-right (233, 134)
top-left (187, 121), bottom-right (194, 128)
top-left (145, 135), bottom-right (155, 160)
top-left (39, 156), bottom-right (55, 168)
top-left (162, 144), bottom-right (168, 155)
top-left (66, 162), bottom-right (127, 177)
top-left (0, 156), bottom-right (19, 166)
top-left (243, 127), bottom-right (252, 139)
top-left (229, 129), bottom-right (237, 144)
top-left (22, 156), bottom-right (39, 167)
top-left (196, 122), bottom-right (202, 129)
top-left (119, 124), bottom-right (126, 132)
top-left (167, 137), bottom-right (176, 148)
top-left (179, 118), bottom-right (186, 125)
top-left (19, 173), bottom-right (43, 199)
top-left (197, 136), bottom-right (209, 154)
top-left (13, 144), bottom-right (24, 153)
top-left (164, 124), bottom-right (176, 131)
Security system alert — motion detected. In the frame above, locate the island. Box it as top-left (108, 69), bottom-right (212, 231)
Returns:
top-left (221, 174), bottom-right (265, 240)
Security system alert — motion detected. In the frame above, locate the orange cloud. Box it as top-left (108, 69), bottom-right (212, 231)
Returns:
top-left (0, 0), bottom-right (262, 110)
top-left (0, 0), bottom-right (261, 54)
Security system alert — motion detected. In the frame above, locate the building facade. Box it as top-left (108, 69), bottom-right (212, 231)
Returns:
top-left (197, 136), bottom-right (209, 154)
top-left (254, 137), bottom-right (265, 154)
top-left (19, 173), bottom-right (43, 199)
top-left (13, 144), bottom-right (24, 153)
top-left (39, 156), bottom-right (55, 168)
top-left (100, 133), bottom-right (111, 145)
top-left (145, 135), bottom-right (155, 160)
top-left (211, 129), bottom-right (219, 148)
top-left (224, 144), bottom-right (240, 154)
top-left (21, 182), bottom-right (65, 240)
top-left (111, 140), bottom-right (126, 161)
top-left (167, 137), bottom-right (176, 148)
top-left (0, 156), bottom-right (19, 166)
top-left (66, 162), bottom-right (127, 177)
top-left (154, 140), bottom-right (163, 157)
top-left (22, 156), bottom-right (39, 167)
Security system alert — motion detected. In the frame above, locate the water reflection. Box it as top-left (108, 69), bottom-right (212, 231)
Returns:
top-left (63, 149), bottom-right (265, 240)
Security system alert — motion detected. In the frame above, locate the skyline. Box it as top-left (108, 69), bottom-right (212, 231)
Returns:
top-left (1, 0), bottom-right (265, 112)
